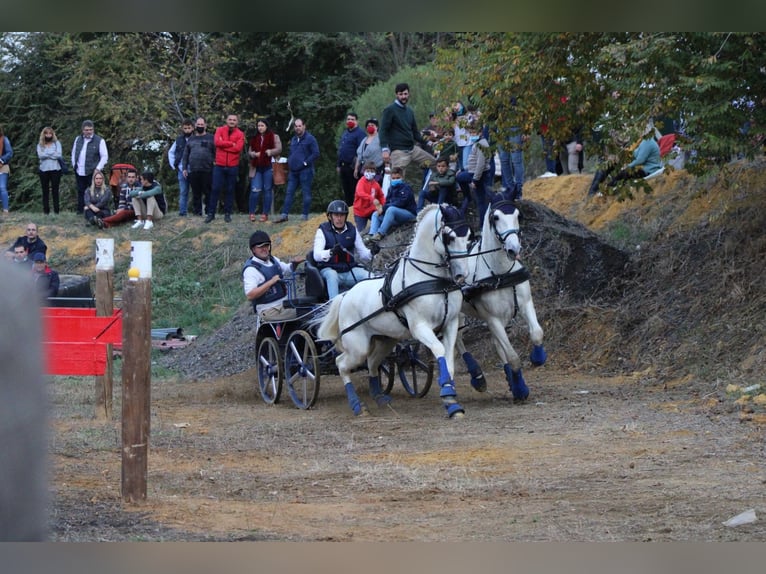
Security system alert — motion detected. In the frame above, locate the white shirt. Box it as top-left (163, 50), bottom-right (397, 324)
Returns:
top-left (312, 224), bottom-right (372, 264)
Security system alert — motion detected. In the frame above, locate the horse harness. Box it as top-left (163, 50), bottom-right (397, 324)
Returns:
top-left (338, 209), bottom-right (467, 337)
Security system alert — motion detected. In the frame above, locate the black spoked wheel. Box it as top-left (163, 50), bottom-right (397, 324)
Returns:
top-left (379, 354), bottom-right (397, 395)
top-left (395, 341), bottom-right (434, 398)
top-left (257, 337), bottom-right (282, 404)
top-left (284, 330), bottom-right (320, 409)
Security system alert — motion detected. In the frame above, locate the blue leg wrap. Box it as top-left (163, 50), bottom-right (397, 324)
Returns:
top-left (368, 375), bottom-right (391, 407)
top-left (530, 344), bottom-right (548, 366)
top-left (345, 382), bottom-right (366, 416)
top-left (504, 364), bottom-right (529, 401)
top-left (436, 356), bottom-right (451, 388)
top-left (462, 352), bottom-right (486, 392)
top-left (445, 402), bottom-right (465, 418)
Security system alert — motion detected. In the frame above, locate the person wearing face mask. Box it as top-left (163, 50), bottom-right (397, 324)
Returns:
top-left (352, 161), bottom-right (386, 233)
top-left (313, 200), bottom-right (374, 299)
top-left (367, 166), bottom-right (416, 243)
top-left (337, 113), bottom-right (365, 207)
top-left (456, 122), bottom-right (492, 221)
top-left (354, 118), bottom-right (384, 184)
top-left (36, 126), bottom-right (63, 215)
top-left (181, 117), bottom-right (216, 217)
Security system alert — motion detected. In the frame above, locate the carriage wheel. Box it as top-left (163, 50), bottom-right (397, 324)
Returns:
top-left (379, 355), bottom-right (397, 395)
top-left (284, 330), bottom-right (320, 409)
top-left (257, 337), bottom-right (282, 404)
top-left (395, 342), bottom-right (434, 398)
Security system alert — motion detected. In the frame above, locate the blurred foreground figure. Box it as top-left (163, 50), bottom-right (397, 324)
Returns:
top-left (0, 261), bottom-right (48, 541)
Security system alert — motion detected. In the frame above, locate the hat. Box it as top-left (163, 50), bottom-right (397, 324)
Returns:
top-left (249, 230), bottom-right (271, 248)
top-left (32, 252), bottom-right (46, 262)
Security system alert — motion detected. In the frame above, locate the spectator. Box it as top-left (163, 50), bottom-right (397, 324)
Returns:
top-left (367, 166), bottom-right (417, 242)
top-left (83, 169), bottom-right (112, 228)
top-left (247, 118), bottom-right (282, 223)
top-left (354, 118), bottom-right (384, 183)
top-left (242, 230), bottom-right (304, 322)
top-left (379, 82), bottom-right (435, 180)
top-left (418, 157), bottom-right (457, 212)
top-left (130, 171), bottom-right (165, 231)
top-left (434, 128), bottom-right (459, 171)
top-left (101, 168), bottom-right (138, 228)
top-left (274, 118), bottom-right (320, 223)
top-left (497, 97), bottom-right (526, 200)
top-left (71, 120), bottom-right (108, 213)
top-left (108, 163), bottom-right (136, 211)
top-left (589, 123), bottom-right (663, 194)
top-left (313, 200), bottom-right (373, 299)
top-left (337, 113), bottom-right (365, 206)
top-left (36, 126), bottom-right (63, 215)
top-left (456, 123), bottom-right (492, 220)
top-left (352, 161), bottom-right (386, 233)
top-left (208, 113), bottom-right (245, 223)
top-left (11, 245), bottom-right (32, 267)
top-left (451, 101), bottom-right (470, 171)
top-left (32, 252), bottom-right (59, 301)
top-left (12, 222), bottom-right (47, 259)
top-left (168, 119), bottom-right (194, 216)
top-left (0, 124), bottom-right (13, 215)
top-left (181, 117), bottom-right (215, 217)
top-left (559, 127), bottom-right (585, 175)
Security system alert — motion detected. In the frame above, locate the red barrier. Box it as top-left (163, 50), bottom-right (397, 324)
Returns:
top-left (42, 307), bottom-right (122, 376)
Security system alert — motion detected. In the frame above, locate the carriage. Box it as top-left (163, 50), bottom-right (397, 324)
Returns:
top-left (253, 251), bottom-right (434, 410)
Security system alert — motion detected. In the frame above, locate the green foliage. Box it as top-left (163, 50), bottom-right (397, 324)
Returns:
top-left (436, 32), bottom-right (766, 186)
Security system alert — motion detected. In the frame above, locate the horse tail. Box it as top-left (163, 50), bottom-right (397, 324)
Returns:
top-left (315, 295), bottom-right (343, 348)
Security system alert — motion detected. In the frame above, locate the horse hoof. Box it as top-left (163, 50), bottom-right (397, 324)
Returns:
top-left (470, 375), bottom-right (487, 393)
top-left (356, 404), bottom-right (369, 416)
top-left (449, 409), bottom-right (465, 420)
top-left (374, 394), bottom-right (392, 408)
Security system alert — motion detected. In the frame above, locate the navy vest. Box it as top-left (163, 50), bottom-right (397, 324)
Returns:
top-left (317, 222), bottom-right (357, 271)
top-left (74, 134), bottom-right (103, 175)
top-left (243, 256), bottom-right (287, 312)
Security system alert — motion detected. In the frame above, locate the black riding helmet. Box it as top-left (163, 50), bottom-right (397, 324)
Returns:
top-left (249, 230), bottom-right (271, 249)
top-left (326, 199), bottom-right (349, 216)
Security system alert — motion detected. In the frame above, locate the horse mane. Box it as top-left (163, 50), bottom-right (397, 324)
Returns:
top-left (402, 204), bottom-right (440, 252)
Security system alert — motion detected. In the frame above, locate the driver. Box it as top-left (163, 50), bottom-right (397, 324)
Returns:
top-left (312, 199), bottom-right (376, 299)
top-left (243, 230), bottom-right (304, 321)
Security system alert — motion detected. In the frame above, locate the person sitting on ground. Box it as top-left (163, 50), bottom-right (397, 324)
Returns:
top-left (352, 161), bottom-right (386, 233)
top-left (313, 200), bottom-right (375, 299)
top-left (243, 230), bottom-right (305, 322)
top-left (417, 157), bottom-right (457, 212)
top-left (83, 169), bottom-right (112, 228)
top-left (12, 222), bottom-right (47, 259)
top-left (130, 171), bottom-right (166, 230)
top-left (101, 168), bottom-right (139, 228)
top-left (589, 122), bottom-right (663, 194)
top-left (367, 166), bottom-right (417, 242)
top-left (31, 252), bottom-right (59, 301)
top-left (11, 245), bottom-right (32, 267)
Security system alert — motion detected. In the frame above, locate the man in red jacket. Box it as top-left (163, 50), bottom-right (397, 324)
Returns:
top-left (207, 113), bottom-right (245, 223)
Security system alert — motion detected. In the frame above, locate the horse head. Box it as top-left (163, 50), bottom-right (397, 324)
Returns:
top-left (437, 204), bottom-right (472, 284)
top-left (486, 193), bottom-right (522, 258)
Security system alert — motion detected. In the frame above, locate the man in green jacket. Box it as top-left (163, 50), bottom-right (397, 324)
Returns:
top-left (379, 82), bottom-right (435, 180)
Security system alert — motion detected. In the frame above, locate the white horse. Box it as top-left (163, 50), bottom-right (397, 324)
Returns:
top-left (457, 193), bottom-right (547, 401)
top-left (315, 204), bottom-right (472, 418)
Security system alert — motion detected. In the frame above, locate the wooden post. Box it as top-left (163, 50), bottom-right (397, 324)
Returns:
top-left (121, 244), bottom-right (152, 503)
top-left (95, 238), bottom-right (114, 420)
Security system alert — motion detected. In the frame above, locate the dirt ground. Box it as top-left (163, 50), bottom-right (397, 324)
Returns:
top-left (48, 164), bottom-right (766, 541)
